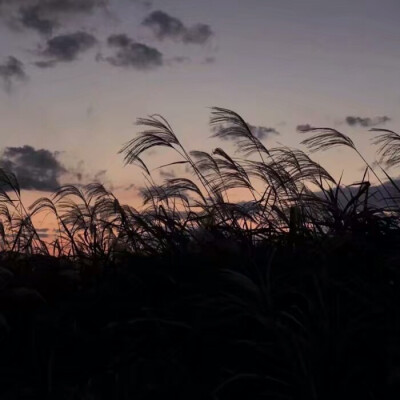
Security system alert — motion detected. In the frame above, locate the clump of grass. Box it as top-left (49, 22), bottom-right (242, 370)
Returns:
top-left (0, 107), bottom-right (396, 259)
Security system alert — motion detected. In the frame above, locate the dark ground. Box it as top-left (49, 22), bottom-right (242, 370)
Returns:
top-left (1, 234), bottom-right (400, 399)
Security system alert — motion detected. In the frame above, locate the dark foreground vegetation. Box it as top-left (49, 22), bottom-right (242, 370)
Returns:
top-left (1, 108), bottom-right (400, 399)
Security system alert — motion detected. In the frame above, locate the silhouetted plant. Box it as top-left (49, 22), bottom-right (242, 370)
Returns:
top-left (0, 108), bottom-right (399, 399)
top-left (0, 107), bottom-right (391, 259)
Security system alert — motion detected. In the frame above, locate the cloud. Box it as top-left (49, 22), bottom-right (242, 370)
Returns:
top-left (0, 56), bottom-right (27, 92)
top-left (247, 124), bottom-right (279, 140)
top-left (142, 10), bottom-right (185, 41)
top-left (142, 10), bottom-right (213, 44)
top-left (159, 169), bottom-right (176, 179)
top-left (136, 0), bottom-right (152, 10)
top-left (202, 56), bottom-right (216, 64)
top-left (34, 0), bottom-right (108, 14)
top-left (0, 146), bottom-right (111, 191)
top-left (18, 5), bottom-right (57, 35)
top-left (170, 56), bottom-right (190, 64)
top-left (103, 33), bottom-right (163, 70)
top-left (345, 116), bottom-right (391, 128)
top-left (296, 124), bottom-right (314, 133)
top-left (36, 31), bottom-right (97, 67)
top-left (164, 56), bottom-right (191, 66)
top-left (34, 60), bottom-right (57, 68)
top-left (107, 33), bottom-right (131, 47)
top-left (65, 160), bottom-right (111, 188)
top-left (130, 0), bottom-right (152, 9)
top-left (183, 24), bottom-right (214, 45)
top-left (0, 145), bottom-right (66, 191)
top-left (2, 0), bottom-right (108, 34)
top-left (313, 178), bottom-right (400, 210)
top-left (213, 123), bottom-right (279, 141)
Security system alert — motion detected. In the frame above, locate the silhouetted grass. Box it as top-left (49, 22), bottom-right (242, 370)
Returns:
top-left (0, 108), bottom-right (400, 399)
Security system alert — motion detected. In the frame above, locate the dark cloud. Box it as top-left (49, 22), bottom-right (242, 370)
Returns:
top-left (36, 31), bottom-right (97, 67)
top-left (142, 10), bottom-right (185, 41)
top-left (34, 60), bottom-right (57, 68)
top-left (296, 124), bottom-right (314, 133)
top-left (0, 145), bottom-right (108, 191)
top-left (104, 34), bottom-right (163, 70)
top-left (142, 10), bottom-right (213, 44)
top-left (213, 123), bottom-right (279, 141)
top-left (345, 116), bottom-right (391, 128)
top-left (0, 145), bottom-right (66, 191)
top-left (1, 0), bottom-right (108, 34)
top-left (107, 33), bottom-right (131, 47)
top-left (0, 56), bottom-right (27, 92)
top-left (247, 124), bottom-right (279, 140)
top-left (183, 24), bottom-right (214, 45)
top-left (18, 5), bottom-right (57, 35)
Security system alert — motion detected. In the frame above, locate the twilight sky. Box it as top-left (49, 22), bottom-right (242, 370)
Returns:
top-left (0, 0), bottom-right (399, 205)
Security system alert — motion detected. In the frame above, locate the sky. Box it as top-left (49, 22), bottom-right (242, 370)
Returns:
top-left (0, 0), bottom-right (399, 209)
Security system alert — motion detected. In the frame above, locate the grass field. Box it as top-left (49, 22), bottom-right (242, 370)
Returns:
top-left (1, 108), bottom-right (400, 399)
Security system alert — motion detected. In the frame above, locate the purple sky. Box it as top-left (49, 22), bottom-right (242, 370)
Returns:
top-left (0, 0), bottom-right (399, 202)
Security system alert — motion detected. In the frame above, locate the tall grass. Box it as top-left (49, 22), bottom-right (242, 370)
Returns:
top-left (0, 107), bottom-right (396, 259)
top-left (1, 108), bottom-right (400, 399)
